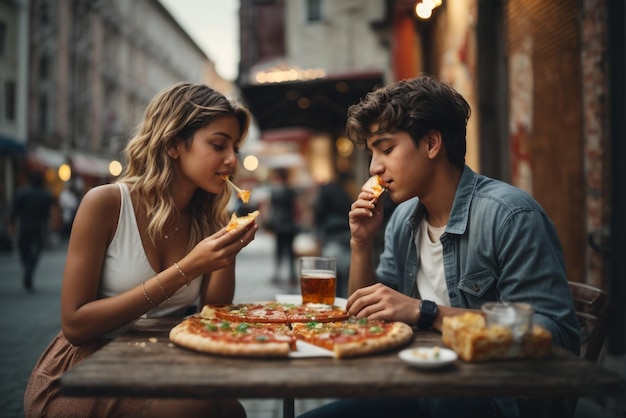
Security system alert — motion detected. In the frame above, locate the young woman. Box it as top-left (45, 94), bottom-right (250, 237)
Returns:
top-left (24, 82), bottom-right (257, 417)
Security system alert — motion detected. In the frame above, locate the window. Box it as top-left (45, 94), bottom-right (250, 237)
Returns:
top-left (307, 0), bottom-right (322, 22)
top-left (39, 54), bottom-right (50, 80)
top-left (0, 21), bottom-right (6, 57)
top-left (5, 81), bottom-right (15, 121)
top-left (38, 94), bottom-right (48, 132)
top-left (39, 1), bottom-right (50, 26)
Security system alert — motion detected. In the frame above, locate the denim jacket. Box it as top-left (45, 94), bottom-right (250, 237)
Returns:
top-left (377, 166), bottom-right (580, 353)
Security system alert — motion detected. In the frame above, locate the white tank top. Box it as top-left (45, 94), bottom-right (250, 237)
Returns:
top-left (99, 183), bottom-right (201, 323)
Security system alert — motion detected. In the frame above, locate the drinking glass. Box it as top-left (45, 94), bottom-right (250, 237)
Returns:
top-left (482, 301), bottom-right (533, 340)
top-left (299, 257), bottom-right (336, 305)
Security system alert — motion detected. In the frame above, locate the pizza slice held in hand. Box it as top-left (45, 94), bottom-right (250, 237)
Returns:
top-left (363, 175), bottom-right (387, 201)
top-left (225, 210), bottom-right (260, 231)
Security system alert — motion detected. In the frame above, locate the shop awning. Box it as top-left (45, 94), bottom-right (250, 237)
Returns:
top-left (0, 135), bottom-right (26, 155)
top-left (71, 153), bottom-right (113, 178)
top-left (239, 71), bottom-right (384, 135)
top-left (27, 147), bottom-right (115, 178)
top-left (28, 146), bottom-right (67, 168)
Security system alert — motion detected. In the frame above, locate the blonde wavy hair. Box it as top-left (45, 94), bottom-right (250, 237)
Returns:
top-left (118, 82), bottom-right (251, 249)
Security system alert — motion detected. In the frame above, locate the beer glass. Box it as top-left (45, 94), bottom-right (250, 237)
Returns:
top-left (299, 257), bottom-right (336, 305)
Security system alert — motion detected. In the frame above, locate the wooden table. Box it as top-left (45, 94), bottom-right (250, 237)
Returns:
top-left (61, 318), bottom-right (625, 418)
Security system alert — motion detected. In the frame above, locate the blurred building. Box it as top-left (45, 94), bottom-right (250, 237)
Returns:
top-left (0, 0), bottom-right (231, 211)
top-left (238, 0), bottom-right (388, 192)
top-left (0, 0), bottom-right (29, 224)
top-left (25, 0), bottom-right (232, 190)
top-left (236, 0), bottom-right (625, 351)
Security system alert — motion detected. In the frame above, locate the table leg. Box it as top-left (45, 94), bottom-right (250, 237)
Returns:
top-left (283, 397), bottom-right (295, 418)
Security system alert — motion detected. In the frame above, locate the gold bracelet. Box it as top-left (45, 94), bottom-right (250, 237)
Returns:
top-left (142, 281), bottom-right (156, 308)
top-left (155, 274), bottom-right (170, 303)
top-left (174, 262), bottom-right (189, 286)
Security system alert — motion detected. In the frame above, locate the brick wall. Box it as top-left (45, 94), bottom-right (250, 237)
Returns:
top-left (581, 0), bottom-right (611, 288)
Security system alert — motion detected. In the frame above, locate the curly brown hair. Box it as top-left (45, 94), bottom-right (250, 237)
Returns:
top-left (345, 76), bottom-right (470, 169)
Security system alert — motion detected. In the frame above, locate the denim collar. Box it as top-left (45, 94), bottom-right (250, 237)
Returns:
top-left (407, 165), bottom-right (477, 236)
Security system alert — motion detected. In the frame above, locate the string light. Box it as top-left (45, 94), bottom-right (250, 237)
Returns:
top-left (415, 0), bottom-right (443, 20)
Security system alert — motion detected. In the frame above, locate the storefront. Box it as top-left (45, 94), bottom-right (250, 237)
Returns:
top-left (240, 70), bottom-right (383, 191)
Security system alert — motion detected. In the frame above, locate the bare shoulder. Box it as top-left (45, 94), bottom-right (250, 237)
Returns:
top-left (80, 183), bottom-right (121, 212)
top-left (74, 184), bottom-right (122, 238)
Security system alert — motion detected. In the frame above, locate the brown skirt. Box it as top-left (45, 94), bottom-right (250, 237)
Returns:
top-left (24, 330), bottom-right (150, 418)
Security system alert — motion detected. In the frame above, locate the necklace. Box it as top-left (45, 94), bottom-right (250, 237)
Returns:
top-left (164, 217), bottom-right (181, 240)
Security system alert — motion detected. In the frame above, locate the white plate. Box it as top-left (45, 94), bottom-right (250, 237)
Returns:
top-left (289, 341), bottom-right (334, 358)
top-left (398, 347), bottom-right (458, 369)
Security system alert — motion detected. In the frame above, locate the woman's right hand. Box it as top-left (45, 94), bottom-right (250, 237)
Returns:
top-left (182, 221), bottom-right (258, 277)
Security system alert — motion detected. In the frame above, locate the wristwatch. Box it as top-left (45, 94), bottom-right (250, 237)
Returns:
top-left (417, 300), bottom-right (438, 330)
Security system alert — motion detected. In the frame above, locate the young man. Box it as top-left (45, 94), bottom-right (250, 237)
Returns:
top-left (299, 76), bottom-right (580, 418)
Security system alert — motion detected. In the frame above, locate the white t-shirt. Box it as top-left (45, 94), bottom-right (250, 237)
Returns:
top-left (415, 217), bottom-right (450, 306)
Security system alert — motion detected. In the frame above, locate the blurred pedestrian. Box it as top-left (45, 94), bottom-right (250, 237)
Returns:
top-left (267, 168), bottom-right (298, 285)
top-left (313, 175), bottom-right (352, 298)
top-left (58, 180), bottom-right (81, 239)
top-left (23, 82), bottom-right (255, 418)
top-left (8, 171), bottom-right (53, 290)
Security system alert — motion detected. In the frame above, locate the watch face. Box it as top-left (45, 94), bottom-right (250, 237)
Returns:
top-left (418, 300), bottom-right (438, 330)
top-left (421, 300), bottom-right (437, 315)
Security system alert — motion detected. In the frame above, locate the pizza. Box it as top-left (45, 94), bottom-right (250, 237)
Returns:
top-left (169, 302), bottom-right (413, 358)
top-left (291, 317), bottom-right (414, 358)
top-left (210, 302), bottom-right (293, 323)
top-left (237, 189), bottom-right (251, 204)
top-left (222, 175), bottom-right (251, 204)
top-left (169, 316), bottom-right (296, 357)
top-left (363, 175), bottom-right (387, 200)
top-left (207, 302), bottom-right (350, 324)
top-left (225, 210), bottom-right (260, 231)
top-left (283, 303), bottom-right (351, 323)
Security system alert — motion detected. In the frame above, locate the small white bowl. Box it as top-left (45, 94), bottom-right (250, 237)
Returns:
top-left (398, 347), bottom-right (458, 369)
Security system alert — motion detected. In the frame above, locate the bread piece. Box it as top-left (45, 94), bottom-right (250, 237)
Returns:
top-left (441, 312), bottom-right (551, 362)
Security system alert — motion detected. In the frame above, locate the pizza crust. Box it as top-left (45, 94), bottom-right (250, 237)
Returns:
top-left (169, 319), bottom-right (292, 357)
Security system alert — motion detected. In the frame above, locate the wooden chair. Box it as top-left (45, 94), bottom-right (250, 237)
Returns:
top-left (568, 281), bottom-right (611, 363)
top-left (554, 281), bottom-right (612, 418)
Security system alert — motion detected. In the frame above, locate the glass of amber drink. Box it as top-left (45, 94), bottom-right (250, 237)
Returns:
top-left (299, 257), bottom-right (336, 305)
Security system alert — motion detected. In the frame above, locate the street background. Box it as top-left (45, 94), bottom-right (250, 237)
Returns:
top-left (0, 230), bottom-right (622, 417)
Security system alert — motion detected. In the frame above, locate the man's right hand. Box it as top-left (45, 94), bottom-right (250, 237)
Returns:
top-left (348, 190), bottom-right (384, 246)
